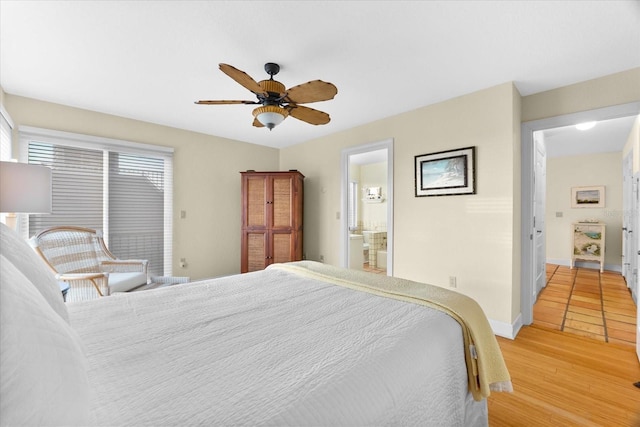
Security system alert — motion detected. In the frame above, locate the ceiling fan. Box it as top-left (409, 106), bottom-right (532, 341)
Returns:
top-left (195, 63), bottom-right (338, 130)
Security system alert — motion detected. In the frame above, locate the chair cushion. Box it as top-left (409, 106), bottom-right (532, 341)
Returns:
top-left (0, 254), bottom-right (91, 426)
top-left (108, 271), bottom-right (148, 293)
top-left (0, 224), bottom-right (69, 323)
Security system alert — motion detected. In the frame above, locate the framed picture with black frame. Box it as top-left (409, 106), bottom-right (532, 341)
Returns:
top-left (414, 146), bottom-right (476, 197)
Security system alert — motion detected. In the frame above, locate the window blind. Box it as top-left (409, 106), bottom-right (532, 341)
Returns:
top-left (22, 127), bottom-right (173, 276)
top-left (108, 152), bottom-right (165, 276)
top-left (28, 142), bottom-right (104, 231)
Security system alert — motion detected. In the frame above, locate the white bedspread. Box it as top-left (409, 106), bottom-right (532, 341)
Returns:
top-left (68, 266), bottom-right (488, 426)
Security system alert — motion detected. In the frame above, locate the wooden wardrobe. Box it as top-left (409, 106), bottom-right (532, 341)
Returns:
top-left (240, 170), bottom-right (304, 273)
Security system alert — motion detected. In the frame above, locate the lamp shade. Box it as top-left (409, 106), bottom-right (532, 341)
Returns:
top-left (0, 161), bottom-right (52, 213)
top-left (253, 105), bottom-right (288, 130)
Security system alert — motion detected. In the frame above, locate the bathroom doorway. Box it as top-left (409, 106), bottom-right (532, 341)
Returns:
top-left (340, 139), bottom-right (394, 276)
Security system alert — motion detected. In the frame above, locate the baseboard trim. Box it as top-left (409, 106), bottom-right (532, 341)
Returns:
top-left (489, 313), bottom-right (522, 340)
top-left (546, 258), bottom-right (622, 273)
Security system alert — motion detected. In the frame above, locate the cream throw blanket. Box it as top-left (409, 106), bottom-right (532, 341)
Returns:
top-left (270, 261), bottom-right (513, 401)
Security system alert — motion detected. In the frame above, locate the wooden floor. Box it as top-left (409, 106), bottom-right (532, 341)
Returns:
top-left (488, 325), bottom-right (640, 426)
top-left (489, 265), bottom-right (640, 425)
top-left (533, 264), bottom-right (636, 346)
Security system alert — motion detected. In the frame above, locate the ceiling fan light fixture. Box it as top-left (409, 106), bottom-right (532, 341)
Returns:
top-left (253, 105), bottom-right (288, 130)
top-left (197, 62), bottom-right (335, 129)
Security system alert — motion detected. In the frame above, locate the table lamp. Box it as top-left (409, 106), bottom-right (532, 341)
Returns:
top-left (0, 161), bottom-right (52, 230)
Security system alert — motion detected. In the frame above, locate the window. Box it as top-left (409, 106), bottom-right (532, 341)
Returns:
top-left (20, 127), bottom-right (173, 276)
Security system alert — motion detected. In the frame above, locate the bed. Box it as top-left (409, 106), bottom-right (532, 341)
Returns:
top-left (0, 223), bottom-right (511, 426)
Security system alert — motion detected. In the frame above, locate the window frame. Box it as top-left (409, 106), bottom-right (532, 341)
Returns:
top-left (19, 126), bottom-right (174, 275)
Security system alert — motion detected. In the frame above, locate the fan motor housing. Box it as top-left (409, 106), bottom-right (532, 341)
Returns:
top-left (259, 79), bottom-right (285, 95)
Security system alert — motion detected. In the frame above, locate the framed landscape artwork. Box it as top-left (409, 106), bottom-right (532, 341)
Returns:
top-left (571, 185), bottom-right (605, 208)
top-left (414, 146), bottom-right (476, 197)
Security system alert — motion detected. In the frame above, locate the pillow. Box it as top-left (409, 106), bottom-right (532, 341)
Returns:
top-left (0, 255), bottom-right (91, 426)
top-left (0, 223), bottom-right (69, 323)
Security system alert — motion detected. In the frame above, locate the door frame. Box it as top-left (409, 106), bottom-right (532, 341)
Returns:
top-left (340, 138), bottom-right (394, 275)
top-left (520, 102), bottom-right (640, 325)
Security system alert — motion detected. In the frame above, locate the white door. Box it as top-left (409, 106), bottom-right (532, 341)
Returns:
top-left (532, 132), bottom-right (547, 300)
top-left (632, 173), bottom-right (639, 362)
top-left (631, 174), bottom-right (639, 301)
top-left (622, 153), bottom-right (634, 288)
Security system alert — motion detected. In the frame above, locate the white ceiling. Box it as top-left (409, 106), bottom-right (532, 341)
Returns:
top-left (1, 1), bottom-right (639, 150)
top-left (544, 115), bottom-right (638, 158)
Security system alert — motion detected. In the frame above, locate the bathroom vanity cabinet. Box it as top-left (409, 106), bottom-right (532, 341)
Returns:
top-left (240, 171), bottom-right (304, 273)
top-left (571, 222), bottom-right (605, 273)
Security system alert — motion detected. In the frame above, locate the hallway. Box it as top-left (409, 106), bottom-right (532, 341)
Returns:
top-left (533, 264), bottom-right (636, 346)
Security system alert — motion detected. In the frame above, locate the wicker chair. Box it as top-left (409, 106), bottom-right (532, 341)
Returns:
top-left (30, 226), bottom-right (149, 302)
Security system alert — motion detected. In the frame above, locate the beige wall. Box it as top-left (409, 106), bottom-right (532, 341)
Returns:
top-left (281, 70), bottom-right (638, 328)
top-left (281, 82), bottom-right (521, 325)
top-left (3, 93), bottom-right (280, 280)
top-left (510, 85), bottom-right (522, 322)
top-left (522, 68), bottom-right (640, 122)
top-left (2, 67), bottom-right (637, 328)
top-left (546, 152), bottom-right (624, 268)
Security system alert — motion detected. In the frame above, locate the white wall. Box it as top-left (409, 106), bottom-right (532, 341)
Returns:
top-left (546, 152), bottom-right (623, 270)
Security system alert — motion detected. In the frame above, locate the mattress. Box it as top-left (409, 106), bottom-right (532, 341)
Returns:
top-left (68, 263), bottom-right (490, 426)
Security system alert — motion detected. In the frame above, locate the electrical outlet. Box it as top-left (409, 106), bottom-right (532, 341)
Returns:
top-left (319, 255), bottom-right (324, 263)
top-left (180, 257), bottom-right (186, 268)
top-left (449, 276), bottom-right (457, 288)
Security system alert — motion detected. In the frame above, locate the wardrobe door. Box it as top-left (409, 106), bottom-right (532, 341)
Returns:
top-left (244, 174), bottom-right (268, 228)
top-left (271, 175), bottom-right (294, 228)
top-left (242, 230), bottom-right (268, 273)
top-left (271, 230), bottom-right (296, 265)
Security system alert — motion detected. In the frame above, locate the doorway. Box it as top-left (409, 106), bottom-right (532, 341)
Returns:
top-left (521, 102), bottom-right (640, 327)
top-left (340, 139), bottom-right (394, 275)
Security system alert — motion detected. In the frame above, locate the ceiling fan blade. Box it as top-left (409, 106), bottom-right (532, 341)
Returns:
top-left (195, 100), bottom-right (258, 105)
top-left (219, 63), bottom-right (267, 96)
top-left (285, 80), bottom-right (337, 104)
top-left (252, 117), bottom-right (265, 128)
top-left (288, 104), bottom-right (330, 125)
